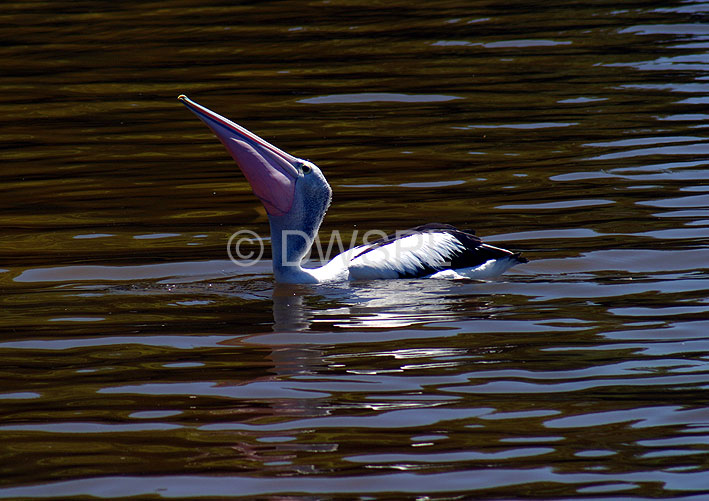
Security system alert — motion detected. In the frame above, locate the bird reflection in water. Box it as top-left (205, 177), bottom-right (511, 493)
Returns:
top-left (214, 279), bottom-right (494, 474)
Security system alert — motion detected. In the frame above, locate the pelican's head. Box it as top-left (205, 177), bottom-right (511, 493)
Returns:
top-left (178, 95), bottom-right (330, 219)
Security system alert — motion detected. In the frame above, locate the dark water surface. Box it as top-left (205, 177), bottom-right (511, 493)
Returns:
top-left (2, 1), bottom-right (709, 499)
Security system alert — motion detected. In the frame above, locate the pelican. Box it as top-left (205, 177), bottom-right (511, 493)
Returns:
top-left (178, 95), bottom-right (527, 284)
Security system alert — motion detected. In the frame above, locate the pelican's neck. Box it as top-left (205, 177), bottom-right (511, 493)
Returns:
top-left (268, 211), bottom-right (321, 284)
top-left (265, 166), bottom-right (334, 284)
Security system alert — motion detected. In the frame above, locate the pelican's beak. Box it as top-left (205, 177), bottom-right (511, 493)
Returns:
top-left (178, 95), bottom-right (299, 216)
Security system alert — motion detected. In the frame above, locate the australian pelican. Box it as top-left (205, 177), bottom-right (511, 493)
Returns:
top-left (178, 95), bottom-right (527, 283)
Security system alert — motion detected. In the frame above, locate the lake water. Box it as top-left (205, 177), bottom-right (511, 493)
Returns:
top-left (2, 1), bottom-right (709, 499)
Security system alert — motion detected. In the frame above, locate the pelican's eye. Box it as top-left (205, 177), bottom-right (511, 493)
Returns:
top-left (302, 164), bottom-right (312, 174)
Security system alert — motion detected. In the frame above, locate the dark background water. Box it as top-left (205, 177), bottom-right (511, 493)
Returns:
top-left (2, 1), bottom-right (709, 499)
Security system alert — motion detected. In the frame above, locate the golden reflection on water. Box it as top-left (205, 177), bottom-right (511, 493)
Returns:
top-left (2, 0), bottom-right (709, 498)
